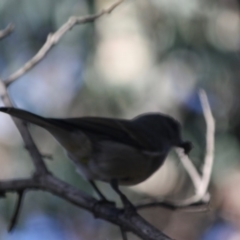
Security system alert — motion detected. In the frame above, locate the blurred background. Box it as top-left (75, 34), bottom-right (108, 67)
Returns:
top-left (0, 0), bottom-right (240, 239)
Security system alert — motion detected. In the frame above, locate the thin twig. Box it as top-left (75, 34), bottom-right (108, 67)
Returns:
top-left (198, 89), bottom-right (215, 196)
top-left (136, 198), bottom-right (208, 211)
top-left (8, 190), bottom-right (25, 232)
top-left (120, 227), bottom-right (128, 240)
top-left (4, 0), bottom-right (123, 86)
top-left (0, 24), bottom-right (14, 41)
top-left (175, 148), bottom-right (202, 190)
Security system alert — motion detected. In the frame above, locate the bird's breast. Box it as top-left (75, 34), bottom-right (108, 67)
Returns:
top-left (51, 129), bottom-right (169, 185)
top-left (87, 141), bottom-right (168, 185)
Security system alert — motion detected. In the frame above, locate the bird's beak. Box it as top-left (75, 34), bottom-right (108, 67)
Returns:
top-left (178, 141), bottom-right (193, 155)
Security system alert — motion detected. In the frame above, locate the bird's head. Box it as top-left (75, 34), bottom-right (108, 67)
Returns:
top-left (134, 113), bottom-right (193, 154)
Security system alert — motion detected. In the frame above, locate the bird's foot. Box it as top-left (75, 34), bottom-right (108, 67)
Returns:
top-left (92, 199), bottom-right (116, 218)
top-left (122, 199), bottom-right (136, 214)
top-left (97, 199), bottom-right (116, 207)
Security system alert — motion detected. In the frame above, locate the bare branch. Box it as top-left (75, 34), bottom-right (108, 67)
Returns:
top-left (0, 24), bottom-right (14, 41)
top-left (120, 227), bottom-right (128, 240)
top-left (198, 89), bottom-right (215, 196)
top-left (8, 190), bottom-right (25, 232)
top-left (136, 198), bottom-right (208, 211)
top-left (4, 0), bottom-right (123, 86)
top-left (0, 175), bottom-right (172, 240)
top-left (0, 81), bottom-right (49, 175)
top-left (175, 89), bottom-right (214, 202)
top-left (175, 148), bottom-right (202, 190)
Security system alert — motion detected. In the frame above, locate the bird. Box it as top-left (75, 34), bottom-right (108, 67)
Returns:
top-left (0, 107), bottom-right (192, 208)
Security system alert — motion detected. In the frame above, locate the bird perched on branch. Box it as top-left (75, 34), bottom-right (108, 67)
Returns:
top-left (0, 107), bottom-right (192, 208)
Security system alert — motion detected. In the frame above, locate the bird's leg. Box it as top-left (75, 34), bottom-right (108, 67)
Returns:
top-left (89, 180), bottom-right (116, 207)
top-left (110, 179), bottom-right (135, 211)
top-left (89, 180), bottom-right (107, 201)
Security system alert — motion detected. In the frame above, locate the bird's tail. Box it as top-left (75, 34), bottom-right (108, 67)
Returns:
top-left (0, 107), bottom-right (60, 130)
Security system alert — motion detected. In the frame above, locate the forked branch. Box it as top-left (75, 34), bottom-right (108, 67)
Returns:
top-left (137, 89), bottom-right (215, 210)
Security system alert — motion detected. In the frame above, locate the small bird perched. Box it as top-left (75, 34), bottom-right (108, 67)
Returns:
top-left (0, 107), bottom-right (192, 208)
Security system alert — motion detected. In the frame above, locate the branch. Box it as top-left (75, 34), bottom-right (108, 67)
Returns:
top-left (198, 89), bottom-right (215, 196)
top-left (175, 148), bottom-right (202, 190)
top-left (4, 0), bottom-right (123, 86)
top-left (136, 198), bottom-right (208, 211)
top-left (0, 81), bottom-right (49, 175)
top-left (0, 24), bottom-right (14, 41)
top-left (0, 175), bottom-right (172, 240)
top-left (174, 89), bottom-right (214, 203)
top-left (8, 190), bottom-right (25, 232)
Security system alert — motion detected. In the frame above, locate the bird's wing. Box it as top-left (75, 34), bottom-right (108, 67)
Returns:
top-left (49, 117), bottom-right (154, 151)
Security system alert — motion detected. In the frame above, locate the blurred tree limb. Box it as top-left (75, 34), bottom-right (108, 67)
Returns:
top-left (4, 0), bottom-right (123, 87)
top-left (0, 24), bottom-right (14, 41)
top-left (0, 0), bottom-right (173, 239)
top-left (0, 175), bottom-right (172, 240)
